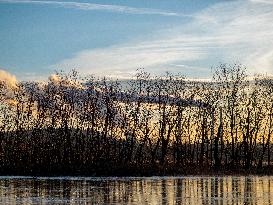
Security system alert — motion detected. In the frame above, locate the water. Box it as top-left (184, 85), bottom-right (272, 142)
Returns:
top-left (0, 176), bottom-right (272, 204)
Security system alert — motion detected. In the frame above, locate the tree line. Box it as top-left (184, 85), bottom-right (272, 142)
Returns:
top-left (0, 64), bottom-right (273, 176)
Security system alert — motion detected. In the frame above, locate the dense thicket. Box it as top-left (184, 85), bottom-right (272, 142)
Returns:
top-left (0, 64), bottom-right (273, 176)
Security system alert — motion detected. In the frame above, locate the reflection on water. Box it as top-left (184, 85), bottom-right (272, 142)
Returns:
top-left (0, 176), bottom-right (272, 204)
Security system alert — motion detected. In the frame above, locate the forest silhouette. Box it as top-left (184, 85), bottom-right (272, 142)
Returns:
top-left (0, 64), bottom-right (273, 176)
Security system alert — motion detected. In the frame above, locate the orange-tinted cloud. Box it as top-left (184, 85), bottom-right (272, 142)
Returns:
top-left (0, 69), bottom-right (17, 88)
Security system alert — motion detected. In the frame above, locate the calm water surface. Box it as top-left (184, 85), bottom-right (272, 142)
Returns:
top-left (0, 176), bottom-right (272, 204)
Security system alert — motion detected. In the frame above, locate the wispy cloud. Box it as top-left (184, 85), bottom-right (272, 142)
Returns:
top-left (53, 0), bottom-right (273, 78)
top-left (3, 0), bottom-right (272, 78)
top-left (0, 0), bottom-right (182, 16)
top-left (249, 0), bottom-right (273, 4)
top-left (55, 42), bottom-right (206, 78)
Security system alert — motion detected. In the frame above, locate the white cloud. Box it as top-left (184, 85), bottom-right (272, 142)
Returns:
top-left (249, 0), bottom-right (273, 4)
top-left (55, 0), bottom-right (273, 78)
top-left (0, 0), bottom-right (182, 16)
top-left (4, 0), bottom-right (273, 78)
top-left (55, 42), bottom-right (206, 78)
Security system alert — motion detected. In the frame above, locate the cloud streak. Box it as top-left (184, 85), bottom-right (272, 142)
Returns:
top-left (3, 0), bottom-right (273, 78)
top-left (53, 0), bottom-right (273, 78)
top-left (0, 0), bottom-right (182, 16)
top-left (56, 42), bottom-right (206, 78)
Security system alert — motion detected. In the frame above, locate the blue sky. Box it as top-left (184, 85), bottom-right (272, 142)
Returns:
top-left (0, 0), bottom-right (273, 80)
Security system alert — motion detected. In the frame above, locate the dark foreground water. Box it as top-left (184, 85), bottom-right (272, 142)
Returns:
top-left (0, 176), bottom-right (272, 204)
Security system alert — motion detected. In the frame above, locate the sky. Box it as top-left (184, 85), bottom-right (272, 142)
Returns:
top-left (0, 0), bottom-right (273, 81)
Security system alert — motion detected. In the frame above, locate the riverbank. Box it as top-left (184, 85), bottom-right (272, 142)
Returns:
top-left (1, 162), bottom-right (273, 177)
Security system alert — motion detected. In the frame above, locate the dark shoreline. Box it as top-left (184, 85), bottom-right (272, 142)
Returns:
top-left (0, 173), bottom-right (273, 179)
top-left (1, 163), bottom-right (273, 178)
